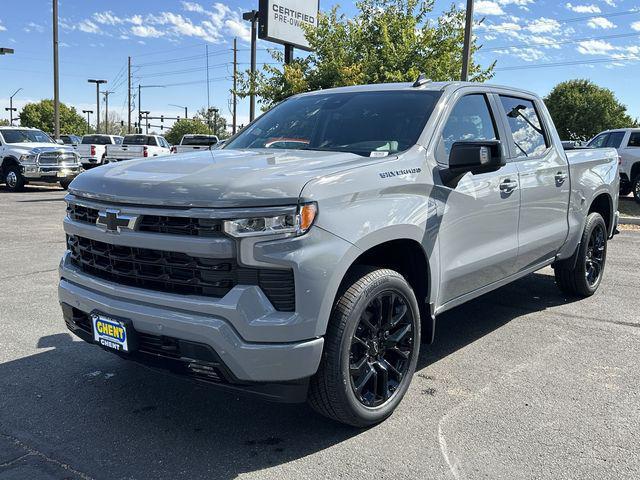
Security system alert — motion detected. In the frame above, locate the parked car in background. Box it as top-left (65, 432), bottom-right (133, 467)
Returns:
top-left (60, 81), bottom-right (619, 427)
top-left (60, 134), bottom-right (82, 148)
top-left (77, 135), bottom-right (123, 169)
top-left (105, 134), bottom-right (171, 163)
top-left (587, 128), bottom-right (640, 202)
top-left (0, 126), bottom-right (81, 191)
top-left (171, 134), bottom-right (219, 154)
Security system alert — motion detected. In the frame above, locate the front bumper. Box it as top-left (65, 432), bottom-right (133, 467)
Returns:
top-left (22, 163), bottom-right (82, 180)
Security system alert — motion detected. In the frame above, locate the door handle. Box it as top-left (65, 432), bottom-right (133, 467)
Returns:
top-left (555, 171), bottom-right (567, 184)
top-left (499, 179), bottom-right (518, 193)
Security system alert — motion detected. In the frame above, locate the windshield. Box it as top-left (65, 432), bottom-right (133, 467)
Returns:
top-left (123, 135), bottom-right (156, 146)
top-left (1, 129), bottom-right (53, 144)
top-left (225, 90), bottom-right (441, 156)
top-left (181, 135), bottom-right (218, 146)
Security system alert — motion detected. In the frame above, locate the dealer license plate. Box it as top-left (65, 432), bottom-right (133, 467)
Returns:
top-left (91, 313), bottom-right (129, 352)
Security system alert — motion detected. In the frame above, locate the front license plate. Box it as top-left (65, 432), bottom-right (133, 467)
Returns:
top-left (91, 314), bottom-right (129, 352)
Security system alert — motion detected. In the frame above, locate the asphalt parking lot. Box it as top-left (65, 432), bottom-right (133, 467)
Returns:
top-left (1, 185), bottom-right (639, 480)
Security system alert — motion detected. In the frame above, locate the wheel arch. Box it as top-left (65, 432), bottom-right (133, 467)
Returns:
top-left (1, 156), bottom-right (20, 176)
top-left (588, 191), bottom-right (613, 236)
top-left (332, 238), bottom-right (436, 344)
top-left (631, 161), bottom-right (640, 183)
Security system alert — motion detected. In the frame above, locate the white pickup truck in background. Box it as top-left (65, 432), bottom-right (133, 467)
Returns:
top-left (171, 134), bottom-right (219, 154)
top-left (105, 135), bottom-right (171, 163)
top-left (77, 135), bottom-right (123, 168)
top-left (587, 128), bottom-right (640, 203)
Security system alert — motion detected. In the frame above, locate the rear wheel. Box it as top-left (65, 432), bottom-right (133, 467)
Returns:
top-left (308, 269), bottom-right (421, 427)
top-left (4, 165), bottom-right (25, 192)
top-left (554, 212), bottom-right (607, 297)
top-left (59, 178), bottom-right (73, 190)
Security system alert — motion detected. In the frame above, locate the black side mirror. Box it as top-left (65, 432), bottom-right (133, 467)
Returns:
top-left (440, 140), bottom-right (505, 187)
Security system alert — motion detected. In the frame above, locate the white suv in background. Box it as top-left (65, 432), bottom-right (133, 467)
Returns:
top-left (587, 128), bottom-right (640, 203)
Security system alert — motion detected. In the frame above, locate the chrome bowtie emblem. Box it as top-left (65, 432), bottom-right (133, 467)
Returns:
top-left (96, 209), bottom-right (138, 233)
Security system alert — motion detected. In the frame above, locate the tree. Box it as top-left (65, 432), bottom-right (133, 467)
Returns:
top-left (18, 99), bottom-right (87, 134)
top-left (0, 119), bottom-right (9, 127)
top-left (164, 119), bottom-right (211, 145)
top-left (238, 0), bottom-right (494, 109)
top-left (103, 111), bottom-right (127, 136)
top-left (195, 107), bottom-right (229, 139)
top-left (545, 79), bottom-right (638, 141)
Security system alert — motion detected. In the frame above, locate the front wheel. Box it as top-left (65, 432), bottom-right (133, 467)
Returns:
top-left (554, 212), bottom-right (608, 297)
top-left (308, 269), bottom-right (421, 427)
top-left (4, 165), bottom-right (25, 192)
top-left (633, 176), bottom-right (640, 205)
top-left (59, 178), bottom-right (73, 190)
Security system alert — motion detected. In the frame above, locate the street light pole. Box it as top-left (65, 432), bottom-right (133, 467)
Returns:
top-left (140, 110), bottom-right (150, 134)
top-left (82, 109), bottom-right (93, 135)
top-left (461, 0), bottom-right (474, 81)
top-left (169, 104), bottom-right (188, 119)
top-left (138, 85), bottom-right (165, 133)
top-left (7, 88), bottom-right (22, 125)
top-left (242, 10), bottom-right (258, 122)
top-left (53, 0), bottom-right (60, 138)
top-left (101, 90), bottom-right (113, 134)
top-left (88, 79), bottom-right (107, 133)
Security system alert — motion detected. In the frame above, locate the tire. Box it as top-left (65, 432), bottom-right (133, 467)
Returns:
top-left (3, 165), bottom-right (25, 192)
top-left (554, 212), bottom-right (608, 297)
top-left (59, 178), bottom-right (73, 190)
top-left (619, 183), bottom-right (632, 197)
top-left (633, 176), bottom-right (640, 205)
top-left (308, 269), bottom-right (421, 427)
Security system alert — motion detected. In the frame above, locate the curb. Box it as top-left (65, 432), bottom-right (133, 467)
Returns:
top-left (620, 216), bottom-right (640, 226)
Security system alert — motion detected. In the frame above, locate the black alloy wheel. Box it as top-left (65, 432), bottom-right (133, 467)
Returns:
top-left (585, 222), bottom-right (606, 288)
top-left (349, 291), bottom-right (414, 407)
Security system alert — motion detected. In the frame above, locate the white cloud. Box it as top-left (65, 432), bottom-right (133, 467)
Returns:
top-left (24, 22), bottom-right (44, 33)
top-left (0, 19), bottom-right (6, 32)
top-left (181, 2), bottom-right (204, 13)
top-left (565, 3), bottom-right (601, 13)
top-left (129, 15), bottom-right (143, 26)
top-left (92, 12), bottom-right (124, 26)
top-left (78, 20), bottom-right (100, 34)
top-left (475, 1), bottom-right (505, 15)
top-left (602, 0), bottom-right (616, 6)
top-left (631, 21), bottom-right (640, 32)
top-left (131, 25), bottom-right (164, 38)
top-left (224, 18), bottom-right (251, 42)
top-left (526, 18), bottom-right (561, 34)
top-left (577, 39), bottom-right (615, 55)
top-left (587, 17), bottom-right (616, 29)
top-left (498, 0), bottom-right (534, 5)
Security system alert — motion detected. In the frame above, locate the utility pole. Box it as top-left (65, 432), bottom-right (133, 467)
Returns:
top-left (101, 90), bottom-right (113, 134)
top-left (82, 109), bottom-right (93, 134)
top-left (52, 0), bottom-right (60, 138)
top-left (461, 0), bottom-right (474, 81)
top-left (284, 45), bottom-right (294, 65)
top-left (242, 10), bottom-right (258, 122)
top-left (127, 56), bottom-right (132, 133)
top-left (88, 79), bottom-right (107, 133)
top-left (6, 88), bottom-right (22, 125)
top-left (232, 37), bottom-right (237, 135)
top-left (205, 44), bottom-right (210, 113)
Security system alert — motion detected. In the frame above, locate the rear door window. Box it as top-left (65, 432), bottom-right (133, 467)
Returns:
top-left (499, 96), bottom-right (549, 157)
top-left (628, 132), bottom-right (640, 147)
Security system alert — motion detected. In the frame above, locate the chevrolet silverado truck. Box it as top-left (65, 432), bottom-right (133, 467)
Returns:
top-left (59, 81), bottom-right (619, 427)
top-left (105, 134), bottom-right (171, 163)
top-left (587, 128), bottom-right (640, 202)
top-left (1, 127), bottom-right (82, 191)
top-left (77, 134), bottom-right (123, 169)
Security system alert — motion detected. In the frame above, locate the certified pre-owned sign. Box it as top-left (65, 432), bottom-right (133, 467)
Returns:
top-left (259, 0), bottom-right (319, 51)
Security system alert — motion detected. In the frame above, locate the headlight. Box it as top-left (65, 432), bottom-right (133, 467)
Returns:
top-left (223, 203), bottom-right (318, 238)
top-left (20, 154), bottom-right (38, 165)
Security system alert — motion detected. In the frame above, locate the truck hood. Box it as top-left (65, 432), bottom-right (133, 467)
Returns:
top-left (69, 148), bottom-right (373, 207)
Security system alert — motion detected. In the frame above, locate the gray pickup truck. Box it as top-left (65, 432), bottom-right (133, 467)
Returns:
top-left (59, 81), bottom-right (619, 427)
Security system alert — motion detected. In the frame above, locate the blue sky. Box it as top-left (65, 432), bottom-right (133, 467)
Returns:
top-left (1, 0), bottom-right (639, 132)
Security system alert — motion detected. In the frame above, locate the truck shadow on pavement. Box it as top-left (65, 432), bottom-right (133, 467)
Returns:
top-left (0, 271), bottom-right (578, 480)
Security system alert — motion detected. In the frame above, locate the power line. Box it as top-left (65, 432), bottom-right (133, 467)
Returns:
top-left (484, 7), bottom-right (640, 26)
top-left (494, 55), bottom-right (640, 71)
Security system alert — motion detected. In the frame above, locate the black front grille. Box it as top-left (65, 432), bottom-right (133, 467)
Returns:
top-left (67, 235), bottom-right (295, 311)
top-left (67, 203), bottom-right (223, 237)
